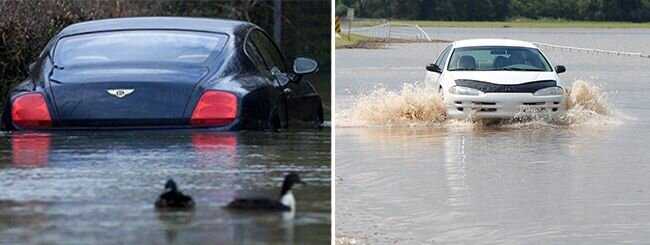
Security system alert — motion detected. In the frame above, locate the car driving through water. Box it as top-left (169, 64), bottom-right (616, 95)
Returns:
top-left (425, 39), bottom-right (568, 119)
top-left (1, 17), bottom-right (324, 131)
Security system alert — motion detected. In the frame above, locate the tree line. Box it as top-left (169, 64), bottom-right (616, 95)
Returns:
top-left (336, 0), bottom-right (650, 22)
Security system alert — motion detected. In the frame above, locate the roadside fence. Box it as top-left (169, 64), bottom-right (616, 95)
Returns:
top-left (532, 42), bottom-right (650, 59)
top-left (344, 19), bottom-right (650, 59)
top-left (344, 20), bottom-right (433, 42)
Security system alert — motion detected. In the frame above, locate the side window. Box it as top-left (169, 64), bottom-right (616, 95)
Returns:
top-left (249, 30), bottom-right (286, 72)
top-left (245, 38), bottom-right (268, 72)
top-left (435, 45), bottom-right (452, 68)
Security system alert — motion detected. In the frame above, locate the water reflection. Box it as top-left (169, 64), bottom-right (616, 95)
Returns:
top-left (230, 212), bottom-right (298, 245)
top-left (443, 134), bottom-right (469, 210)
top-left (192, 132), bottom-right (237, 154)
top-left (11, 133), bottom-right (51, 168)
top-left (192, 132), bottom-right (239, 167)
top-left (156, 210), bottom-right (195, 244)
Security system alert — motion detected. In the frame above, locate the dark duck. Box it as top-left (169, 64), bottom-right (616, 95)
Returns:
top-left (155, 179), bottom-right (195, 210)
top-left (227, 172), bottom-right (305, 211)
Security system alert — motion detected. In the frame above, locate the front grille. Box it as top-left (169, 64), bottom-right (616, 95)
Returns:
top-left (455, 79), bottom-right (557, 93)
top-left (522, 102), bottom-right (545, 106)
top-left (455, 101), bottom-right (499, 113)
top-left (472, 102), bottom-right (496, 106)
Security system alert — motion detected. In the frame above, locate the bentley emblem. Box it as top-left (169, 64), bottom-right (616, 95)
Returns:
top-left (106, 89), bottom-right (135, 98)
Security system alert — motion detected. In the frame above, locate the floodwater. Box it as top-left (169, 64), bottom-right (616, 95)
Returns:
top-left (336, 28), bottom-right (650, 244)
top-left (0, 129), bottom-right (330, 244)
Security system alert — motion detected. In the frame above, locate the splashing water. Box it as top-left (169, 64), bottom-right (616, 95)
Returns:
top-left (338, 80), bottom-right (618, 128)
top-left (556, 80), bottom-right (616, 126)
top-left (336, 236), bottom-right (368, 245)
top-left (338, 83), bottom-right (446, 127)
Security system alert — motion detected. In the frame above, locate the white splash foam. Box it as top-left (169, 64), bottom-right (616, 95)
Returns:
top-left (337, 82), bottom-right (446, 127)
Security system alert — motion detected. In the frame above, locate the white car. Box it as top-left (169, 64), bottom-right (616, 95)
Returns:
top-left (425, 39), bottom-right (568, 119)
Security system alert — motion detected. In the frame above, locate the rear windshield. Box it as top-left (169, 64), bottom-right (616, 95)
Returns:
top-left (448, 46), bottom-right (552, 72)
top-left (54, 30), bottom-right (227, 66)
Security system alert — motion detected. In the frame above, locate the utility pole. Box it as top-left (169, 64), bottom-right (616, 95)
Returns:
top-left (273, 0), bottom-right (282, 46)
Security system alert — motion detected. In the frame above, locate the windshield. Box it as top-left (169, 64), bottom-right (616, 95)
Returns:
top-left (447, 46), bottom-right (552, 72)
top-left (54, 30), bottom-right (227, 67)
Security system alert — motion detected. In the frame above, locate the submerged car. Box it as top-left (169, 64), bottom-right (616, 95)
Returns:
top-left (1, 17), bottom-right (323, 130)
top-left (425, 39), bottom-right (567, 119)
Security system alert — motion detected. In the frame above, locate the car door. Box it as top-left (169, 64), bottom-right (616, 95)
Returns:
top-left (248, 29), bottom-right (323, 128)
top-left (247, 29), bottom-right (291, 128)
top-left (425, 44), bottom-right (452, 90)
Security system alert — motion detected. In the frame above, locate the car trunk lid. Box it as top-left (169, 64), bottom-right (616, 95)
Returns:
top-left (49, 63), bottom-right (209, 127)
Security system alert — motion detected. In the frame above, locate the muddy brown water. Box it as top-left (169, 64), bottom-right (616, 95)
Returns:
top-left (336, 28), bottom-right (650, 244)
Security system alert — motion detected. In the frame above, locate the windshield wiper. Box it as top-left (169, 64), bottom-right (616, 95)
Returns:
top-left (448, 68), bottom-right (477, 71)
top-left (499, 67), bottom-right (545, 71)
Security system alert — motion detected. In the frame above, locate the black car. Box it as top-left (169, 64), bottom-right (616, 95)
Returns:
top-left (1, 17), bottom-right (324, 131)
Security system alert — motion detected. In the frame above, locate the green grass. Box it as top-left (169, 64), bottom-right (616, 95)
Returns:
top-left (335, 33), bottom-right (375, 48)
top-left (351, 19), bottom-right (650, 29)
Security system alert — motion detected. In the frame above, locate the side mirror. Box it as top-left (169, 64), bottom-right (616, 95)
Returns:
top-left (426, 63), bottom-right (442, 73)
top-left (293, 57), bottom-right (319, 75)
top-left (555, 65), bottom-right (566, 74)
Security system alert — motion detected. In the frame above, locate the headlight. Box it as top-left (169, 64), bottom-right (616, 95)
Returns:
top-left (534, 86), bottom-right (564, 96)
top-left (449, 86), bottom-right (483, 96)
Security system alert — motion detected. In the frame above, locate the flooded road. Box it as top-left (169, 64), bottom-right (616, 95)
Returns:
top-left (336, 28), bottom-right (650, 244)
top-left (0, 130), bottom-right (330, 244)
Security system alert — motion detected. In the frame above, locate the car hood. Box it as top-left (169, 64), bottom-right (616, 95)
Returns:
top-left (447, 71), bottom-right (558, 85)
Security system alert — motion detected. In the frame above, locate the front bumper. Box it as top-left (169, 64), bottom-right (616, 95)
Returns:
top-left (445, 93), bottom-right (566, 119)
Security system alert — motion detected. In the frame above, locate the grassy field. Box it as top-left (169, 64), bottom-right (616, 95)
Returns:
top-left (335, 33), bottom-right (371, 48)
top-left (351, 19), bottom-right (650, 29)
top-left (335, 32), bottom-right (450, 49)
top-left (335, 33), bottom-right (390, 49)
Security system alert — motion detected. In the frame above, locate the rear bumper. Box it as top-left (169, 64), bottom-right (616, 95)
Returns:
top-left (5, 118), bottom-right (242, 131)
top-left (445, 93), bottom-right (566, 119)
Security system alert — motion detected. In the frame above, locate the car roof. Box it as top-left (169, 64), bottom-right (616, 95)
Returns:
top-left (452, 39), bottom-right (538, 49)
top-left (59, 17), bottom-right (254, 36)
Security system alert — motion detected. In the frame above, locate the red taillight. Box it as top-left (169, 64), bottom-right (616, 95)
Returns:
top-left (191, 91), bottom-right (237, 126)
top-left (11, 93), bottom-right (52, 129)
